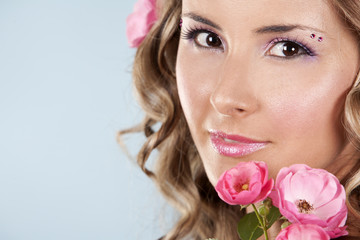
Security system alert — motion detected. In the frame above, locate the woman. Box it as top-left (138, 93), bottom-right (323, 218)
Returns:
top-left (123, 0), bottom-right (360, 239)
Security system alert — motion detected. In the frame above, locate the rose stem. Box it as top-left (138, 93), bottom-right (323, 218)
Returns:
top-left (251, 204), bottom-right (269, 240)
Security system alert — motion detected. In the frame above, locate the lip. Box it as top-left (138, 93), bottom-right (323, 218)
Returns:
top-left (209, 130), bottom-right (268, 157)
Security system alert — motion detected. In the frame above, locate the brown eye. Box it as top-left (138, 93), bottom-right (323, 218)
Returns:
top-left (282, 42), bottom-right (299, 56)
top-left (267, 41), bottom-right (307, 58)
top-left (195, 32), bottom-right (223, 48)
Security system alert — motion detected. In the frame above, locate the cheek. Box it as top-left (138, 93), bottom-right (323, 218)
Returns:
top-left (264, 66), bottom-right (351, 151)
top-left (266, 89), bottom-right (336, 134)
top-left (176, 46), bottom-right (219, 127)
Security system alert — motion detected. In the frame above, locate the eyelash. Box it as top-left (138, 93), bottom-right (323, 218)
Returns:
top-left (181, 26), bottom-right (316, 58)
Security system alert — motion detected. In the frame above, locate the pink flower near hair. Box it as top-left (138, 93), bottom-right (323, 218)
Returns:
top-left (126, 0), bottom-right (157, 48)
top-left (270, 164), bottom-right (348, 238)
top-left (215, 161), bottom-right (274, 205)
top-left (276, 224), bottom-right (330, 240)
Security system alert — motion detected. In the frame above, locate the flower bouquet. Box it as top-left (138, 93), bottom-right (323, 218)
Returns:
top-left (209, 162), bottom-right (348, 240)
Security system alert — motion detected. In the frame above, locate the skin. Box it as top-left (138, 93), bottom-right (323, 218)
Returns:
top-left (176, 0), bottom-right (360, 189)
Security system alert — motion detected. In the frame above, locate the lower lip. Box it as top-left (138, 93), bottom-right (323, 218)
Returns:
top-left (210, 132), bottom-right (267, 157)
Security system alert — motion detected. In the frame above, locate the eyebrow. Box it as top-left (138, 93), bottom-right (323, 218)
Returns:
top-left (254, 24), bottom-right (325, 34)
top-left (182, 12), bottom-right (222, 31)
top-left (182, 12), bottom-right (325, 35)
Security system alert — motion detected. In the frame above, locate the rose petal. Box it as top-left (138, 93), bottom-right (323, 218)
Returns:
top-left (272, 164), bottom-right (348, 236)
top-left (215, 161), bottom-right (272, 205)
top-left (126, 0), bottom-right (157, 47)
top-left (276, 224), bottom-right (330, 240)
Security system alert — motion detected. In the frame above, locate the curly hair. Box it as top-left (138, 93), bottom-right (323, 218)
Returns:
top-left (333, 0), bottom-right (360, 237)
top-left (120, 0), bottom-right (360, 239)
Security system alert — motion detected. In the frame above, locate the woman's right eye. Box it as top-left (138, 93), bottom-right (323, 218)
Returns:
top-left (193, 31), bottom-right (223, 49)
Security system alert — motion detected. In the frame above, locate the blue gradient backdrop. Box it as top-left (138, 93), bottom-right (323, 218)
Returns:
top-left (0, 1), bottom-right (172, 239)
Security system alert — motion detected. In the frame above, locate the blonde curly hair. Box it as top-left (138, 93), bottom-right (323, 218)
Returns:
top-left (120, 0), bottom-right (360, 239)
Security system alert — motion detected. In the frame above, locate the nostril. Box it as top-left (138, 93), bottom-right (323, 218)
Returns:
top-left (210, 93), bottom-right (251, 116)
top-left (209, 79), bottom-right (258, 117)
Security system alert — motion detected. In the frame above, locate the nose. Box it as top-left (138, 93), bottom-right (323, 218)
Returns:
top-left (210, 54), bottom-right (259, 117)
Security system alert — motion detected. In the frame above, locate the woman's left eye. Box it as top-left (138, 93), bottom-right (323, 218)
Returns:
top-left (181, 27), bottom-right (224, 50)
top-left (267, 41), bottom-right (310, 58)
top-left (194, 31), bottom-right (223, 49)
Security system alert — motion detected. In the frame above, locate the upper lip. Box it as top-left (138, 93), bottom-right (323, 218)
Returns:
top-left (208, 129), bottom-right (267, 144)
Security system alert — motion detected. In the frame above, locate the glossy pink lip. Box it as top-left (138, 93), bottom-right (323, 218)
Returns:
top-left (209, 130), bottom-right (267, 157)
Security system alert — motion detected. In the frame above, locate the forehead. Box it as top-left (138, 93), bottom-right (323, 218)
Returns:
top-left (182, 0), bottom-right (339, 35)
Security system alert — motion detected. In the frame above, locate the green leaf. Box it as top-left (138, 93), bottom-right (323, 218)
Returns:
top-left (237, 212), bottom-right (263, 240)
top-left (265, 206), bottom-right (281, 228)
top-left (237, 206), bottom-right (281, 240)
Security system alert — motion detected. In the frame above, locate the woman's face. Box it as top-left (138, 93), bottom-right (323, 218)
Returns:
top-left (176, 0), bottom-right (360, 185)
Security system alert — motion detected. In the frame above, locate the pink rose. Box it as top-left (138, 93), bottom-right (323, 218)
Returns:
top-left (270, 164), bottom-right (348, 238)
top-left (276, 224), bottom-right (330, 240)
top-left (215, 161), bottom-right (274, 205)
top-left (126, 0), bottom-right (157, 48)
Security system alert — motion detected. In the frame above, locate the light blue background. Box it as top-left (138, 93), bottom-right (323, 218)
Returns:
top-left (0, 1), bottom-right (173, 239)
